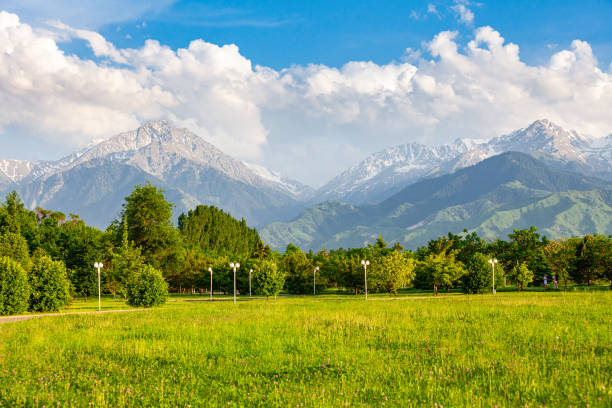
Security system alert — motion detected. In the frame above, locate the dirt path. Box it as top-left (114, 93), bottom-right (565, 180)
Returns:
top-left (0, 308), bottom-right (149, 324)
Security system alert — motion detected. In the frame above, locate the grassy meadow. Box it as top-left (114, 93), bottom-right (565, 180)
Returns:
top-left (0, 291), bottom-right (610, 407)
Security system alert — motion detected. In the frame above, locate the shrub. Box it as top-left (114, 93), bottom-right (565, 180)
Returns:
top-left (0, 256), bottom-right (30, 315)
top-left (126, 265), bottom-right (169, 307)
top-left (29, 256), bottom-right (71, 312)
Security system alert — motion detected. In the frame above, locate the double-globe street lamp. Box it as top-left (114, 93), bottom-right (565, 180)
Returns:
top-left (94, 262), bottom-right (103, 311)
top-left (361, 260), bottom-right (370, 300)
top-left (229, 262), bottom-right (240, 304)
top-left (488, 258), bottom-right (498, 295)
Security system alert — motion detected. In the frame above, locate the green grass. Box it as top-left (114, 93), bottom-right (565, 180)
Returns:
top-left (1, 292), bottom-right (610, 407)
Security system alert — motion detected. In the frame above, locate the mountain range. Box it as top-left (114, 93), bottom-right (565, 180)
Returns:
top-left (262, 152), bottom-right (612, 250)
top-left (1, 118), bottom-right (612, 249)
top-left (0, 120), bottom-right (311, 228)
top-left (315, 119), bottom-right (612, 205)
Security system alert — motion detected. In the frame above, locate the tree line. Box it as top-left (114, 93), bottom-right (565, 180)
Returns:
top-left (1, 184), bottom-right (611, 315)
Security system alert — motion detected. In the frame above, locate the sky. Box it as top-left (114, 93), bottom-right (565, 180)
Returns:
top-left (0, 0), bottom-right (611, 186)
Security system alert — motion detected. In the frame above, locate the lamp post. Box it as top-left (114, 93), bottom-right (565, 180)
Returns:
top-left (488, 258), bottom-right (498, 294)
top-left (94, 262), bottom-right (103, 311)
top-left (361, 260), bottom-right (370, 300)
top-left (208, 267), bottom-right (213, 300)
top-left (313, 266), bottom-right (320, 295)
top-left (229, 262), bottom-right (240, 304)
top-left (249, 269), bottom-right (253, 297)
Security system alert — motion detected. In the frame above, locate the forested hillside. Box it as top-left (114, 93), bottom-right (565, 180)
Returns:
top-left (263, 152), bottom-right (612, 250)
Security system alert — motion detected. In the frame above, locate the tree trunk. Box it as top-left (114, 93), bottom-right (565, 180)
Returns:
top-left (433, 285), bottom-right (438, 296)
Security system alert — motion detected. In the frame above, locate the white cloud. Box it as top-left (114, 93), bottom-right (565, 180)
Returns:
top-left (451, 4), bottom-right (474, 25)
top-left (50, 20), bottom-right (127, 63)
top-left (427, 4), bottom-right (440, 17)
top-left (0, 11), bottom-right (611, 186)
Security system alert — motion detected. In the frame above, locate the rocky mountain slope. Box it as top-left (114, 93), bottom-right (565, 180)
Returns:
top-left (314, 119), bottom-right (612, 205)
top-left (0, 120), bottom-right (311, 228)
top-left (262, 152), bottom-right (612, 250)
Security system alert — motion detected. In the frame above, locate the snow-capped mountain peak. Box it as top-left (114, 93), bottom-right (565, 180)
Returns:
top-left (5, 120), bottom-right (312, 201)
top-left (314, 119), bottom-right (612, 205)
top-left (0, 120), bottom-right (314, 227)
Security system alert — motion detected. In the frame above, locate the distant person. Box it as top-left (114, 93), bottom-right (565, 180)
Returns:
top-left (553, 275), bottom-right (558, 289)
top-left (543, 274), bottom-right (548, 289)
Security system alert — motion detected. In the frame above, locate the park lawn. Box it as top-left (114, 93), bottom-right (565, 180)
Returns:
top-left (0, 292), bottom-right (610, 407)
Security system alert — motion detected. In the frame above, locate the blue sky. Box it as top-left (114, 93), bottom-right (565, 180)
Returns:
top-left (9, 0), bottom-right (611, 69)
top-left (1, 0), bottom-right (612, 185)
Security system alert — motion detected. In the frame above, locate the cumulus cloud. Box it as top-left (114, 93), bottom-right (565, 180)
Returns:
top-left (0, 10), bottom-right (611, 185)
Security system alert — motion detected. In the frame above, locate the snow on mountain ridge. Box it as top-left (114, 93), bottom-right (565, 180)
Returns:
top-left (0, 159), bottom-right (35, 182)
top-left (2, 120), bottom-right (312, 200)
top-left (315, 119), bottom-right (612, 205)
top-left (243, 162), bottom-right (314, 199)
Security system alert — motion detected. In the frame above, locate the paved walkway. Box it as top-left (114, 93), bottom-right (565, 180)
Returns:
top-left (0, 308), bottom-right (148, 324)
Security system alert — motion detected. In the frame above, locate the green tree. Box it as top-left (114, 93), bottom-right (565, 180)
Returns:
top-left (511, 262), bottom-right (534, 292)
top-left (118, 183), bottom-right (183, 273)
top-left (0, 191), bottom-right (38, 246)
top-left (417, 250), bottom-right (466, 295)
top-left (447, 230), bottom-right (487, 265)
top-left (462, 253), bottom-right (493, 294)
top-left (505, 227), bottom-right (550, 284)
top-left (28, 255), bottom-right (71, 312)
top-left (59, 217), bottom-right (111, 299)
top-left (372, 250), bottom-right (416, 296)
top-left (281, 244), bottom-right (314, 294)
top-left (205, 255), bottom-right (232, 294)
top-left (254, 259), bottom-right (284, 299)
top-left (126, 265), bottom-right (169, 307)
top-left (109, 222), bottom-right (145, 298)
top-left (178, 205), bottom-right (262, 259)
top-left (575, 234), bottom-right (612, 288)
top-left (176, 248), bottom-right (208, 293)
top-left (0, 256), bottom-right (30, 315)
top-left (0, 231), bottom-right (31, 270)
top-left (543, 239), bottom-right (575, 290)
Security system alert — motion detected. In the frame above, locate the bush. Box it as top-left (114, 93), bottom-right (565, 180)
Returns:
top-left (29, 256), bottom-right (71, 312)
top-left (126, 265), bottom-right (169, 307)
top-left (0, 256), bottom-right (30, 315)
